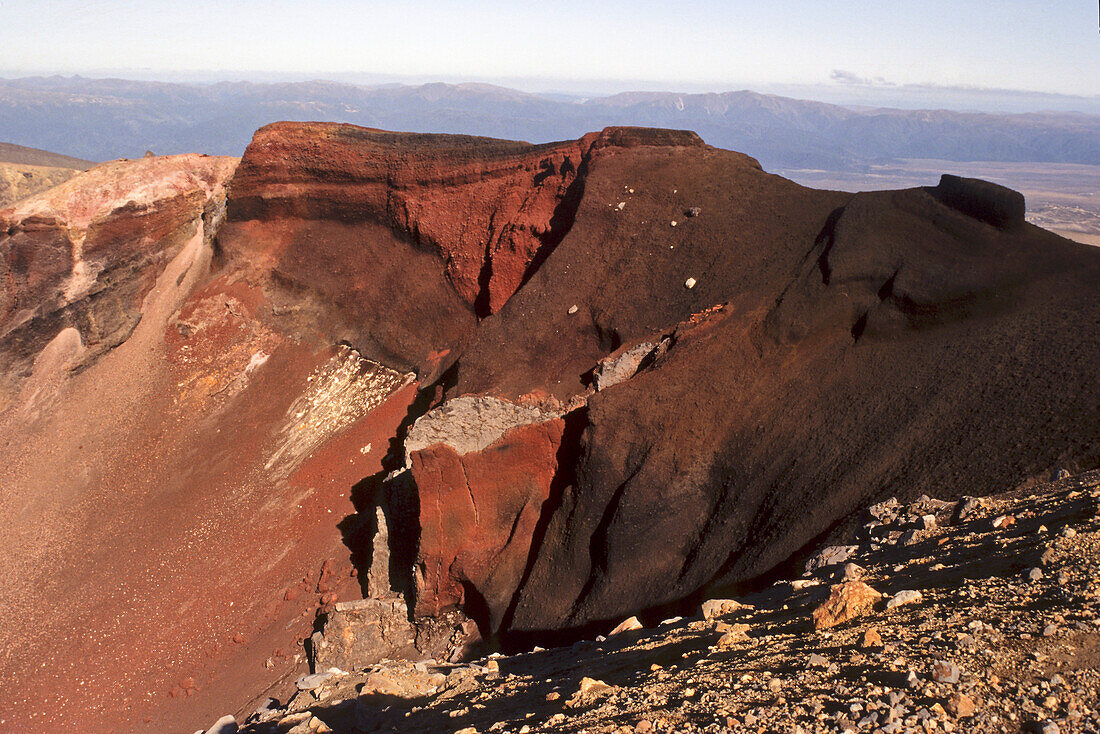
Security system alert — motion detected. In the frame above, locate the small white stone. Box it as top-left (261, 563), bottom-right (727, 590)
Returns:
top-left (685, 277), bottom-right (696, 289)
top-left (887, 589), bottom-right (923, 609)
top-left (616, 201), bottom-right (626, 210)
top-left (670, 220), bottom-right (678, 227)
top-left (567, 304), bottom-right (579, 315)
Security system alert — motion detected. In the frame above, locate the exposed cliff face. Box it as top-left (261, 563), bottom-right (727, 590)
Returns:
top-left (218, 122), bottom-right (705, 373)
top-left (0, 154), bottom-right (236, 406)
top-left (2, 123), bottom-right (1099, 733)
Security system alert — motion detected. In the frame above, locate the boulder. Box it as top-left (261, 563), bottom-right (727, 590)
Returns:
top-left (407, 398), bottom-right (569, 631)
top-left (812, 581), bottom-right (882, 630)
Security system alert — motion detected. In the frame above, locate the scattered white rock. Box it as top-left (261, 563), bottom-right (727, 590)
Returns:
top-left (609, 616), bottom-right (643, 635)
top-left (684, 277), bottom-right (696, 289)
top-left (203, 716), bottom-right (238, 734)
top-left (887, 590), bottom-right (923, 609)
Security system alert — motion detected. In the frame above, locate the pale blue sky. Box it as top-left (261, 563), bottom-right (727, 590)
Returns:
top-left (1, 0), bottom-right (1097, 95)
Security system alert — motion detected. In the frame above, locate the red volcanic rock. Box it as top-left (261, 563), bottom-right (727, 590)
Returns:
top-left (407, 397), bottom-right (566, 632)
top-left (426, 129), bottom-right (1100, 635)
top-left (0, 154), bottom-right (236, 399)
top-left (219, 122), bottom-right (704, 372)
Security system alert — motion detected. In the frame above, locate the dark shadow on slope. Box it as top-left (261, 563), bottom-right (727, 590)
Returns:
top-left (517, 152), bottom-right (590, 291)
top-left (337, 365), bottom-right (460, 603)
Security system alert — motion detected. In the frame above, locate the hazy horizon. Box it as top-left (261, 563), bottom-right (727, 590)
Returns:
top-left (2, 68), bottom-right (1100, 116)
top-left (2, 1), bottom-right (1098, 103)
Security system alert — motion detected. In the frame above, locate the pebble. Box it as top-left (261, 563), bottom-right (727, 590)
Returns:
top-left (956, 496), bottom-right (981, 520)
top-left (931, 660), bottom-right (961, 684)
top-left (861, 627), bottom-right (883, 648)
top-left (887, 589), bottom-right (923, 609)
top-left (1029, 567), bottom-right (1044, 581)
top-left (841, 562), bottom-right (865, 581)
top-left (609, 616), bottom-right (643, 635)
top-left (900, 529), bottom-right (921, 546)
top-left (946, 693), bottom-right (974, 718)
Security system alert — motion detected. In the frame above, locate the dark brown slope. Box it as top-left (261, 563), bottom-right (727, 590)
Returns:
top-left (411, 150), bottom-right (1100, 638)
top-left (498, 184), bottom-right (1100, 635)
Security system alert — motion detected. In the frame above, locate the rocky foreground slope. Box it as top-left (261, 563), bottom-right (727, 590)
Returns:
top-left (0, 123), bottom-right (1097, 732)
top-left (229, 470), bottom-right (1100, 734)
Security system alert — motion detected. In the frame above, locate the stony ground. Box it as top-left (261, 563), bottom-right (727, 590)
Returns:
top-left (218, 471), bottom-right (1100, 734)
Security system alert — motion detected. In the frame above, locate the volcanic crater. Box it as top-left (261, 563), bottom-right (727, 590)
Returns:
top-left (0, 123), bottom-right (1097, 732)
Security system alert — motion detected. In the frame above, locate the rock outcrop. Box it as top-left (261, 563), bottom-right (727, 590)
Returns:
top-left (0, 154), bottom-right (236, 405)
top-left (930, 173), bottom-right (1025, 229)
top-left (408, 401), bottom-right (567, 630)
top-left (2, 123), bottom-right (1099, 733)
top-left (217, 122), bottom-right (705, 373)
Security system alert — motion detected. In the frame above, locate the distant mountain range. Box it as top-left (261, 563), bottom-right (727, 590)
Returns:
top-left (1, 76), bottom-right (1098, 171)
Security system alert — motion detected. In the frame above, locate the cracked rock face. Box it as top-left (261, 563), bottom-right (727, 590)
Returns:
top-left (408, 401), bottom-right (568, 631)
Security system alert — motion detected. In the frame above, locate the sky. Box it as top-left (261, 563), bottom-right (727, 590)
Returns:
top-left (1, 0), bottom-right (1098, 97)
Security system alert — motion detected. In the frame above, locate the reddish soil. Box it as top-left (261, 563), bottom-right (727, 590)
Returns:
top-left (0, 261), bottom-right (418, 731)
